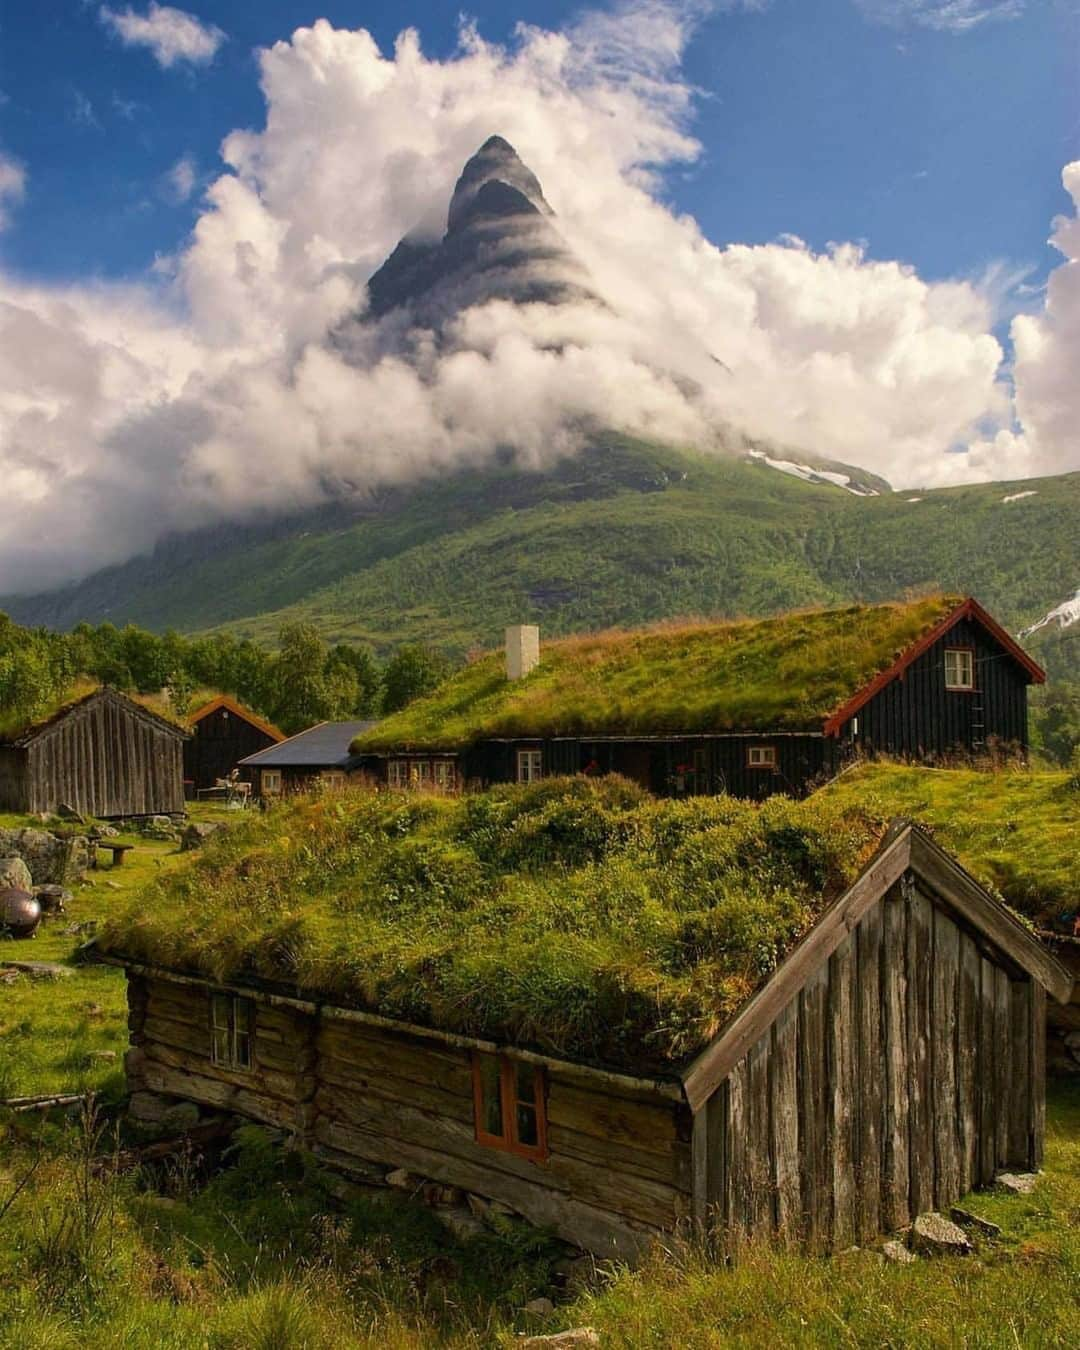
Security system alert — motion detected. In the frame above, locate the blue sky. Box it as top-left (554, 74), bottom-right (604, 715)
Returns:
top-left (0, 1), bottom-right (1076, 288)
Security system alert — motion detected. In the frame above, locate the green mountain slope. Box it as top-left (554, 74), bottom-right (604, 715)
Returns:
top-left (6, 436), bottom-right (1078, 679)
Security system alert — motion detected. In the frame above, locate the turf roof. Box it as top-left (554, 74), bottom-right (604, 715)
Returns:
top-left (352, 595), bottom-right (962, 753)
top-left (98, 777), bottom-right (884, 1071)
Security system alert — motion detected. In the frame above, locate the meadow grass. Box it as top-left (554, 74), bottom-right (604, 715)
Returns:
top-left (354, 595), bottom-right (959, 750)
top-left (97, 778), bottom-right (885, 1069)
top-left (818, 762), bottom-right (1080, 928)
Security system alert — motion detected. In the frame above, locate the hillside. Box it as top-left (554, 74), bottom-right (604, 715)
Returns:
top-left (6, 436), bottom-right (1078, 680)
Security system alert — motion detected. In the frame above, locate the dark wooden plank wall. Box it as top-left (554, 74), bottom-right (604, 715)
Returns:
top-left (851, 619), bottom-right (1030, 758)
top-left (0, 746), bottom-right (28, 812)
top-left (184, 707), bottom-right (278, 790)
top-left (694, 880), bottom-right (1045, 1250)
top-left (25, 693), bottom-right (185, 816)
top-left (127, 976), bottom-right (690, 1261)
top-left (466, 734), bottom-right (838, 800)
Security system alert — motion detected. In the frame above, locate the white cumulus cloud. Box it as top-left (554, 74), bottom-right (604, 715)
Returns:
top-left (99, 3), bottom-right (225, 69)
top-left (0, 3), bottom-right (1072, 594)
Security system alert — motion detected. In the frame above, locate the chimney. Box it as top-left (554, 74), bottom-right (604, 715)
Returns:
top-left (506, 624), bottom-right (540, 680)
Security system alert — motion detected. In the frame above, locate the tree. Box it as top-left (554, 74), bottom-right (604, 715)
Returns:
top-left (327, 644), bottom-right (382, 716)
top-left (270, 623), bottom-right (337, 733)
top-left (381, 644), bottom-right (453, 714)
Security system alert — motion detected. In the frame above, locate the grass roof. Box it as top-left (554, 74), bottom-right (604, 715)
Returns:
top-left (0, 681), bottom-right (189, 742)
top-left (98, 777), bottom-right (884, 1071)
top-left (353, 595), bottom-right (962, 752)
top-left (819, 762), bottom-right (1080, 931)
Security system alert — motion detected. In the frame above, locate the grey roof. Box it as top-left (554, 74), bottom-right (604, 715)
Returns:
top-left (239, 720), bottom-right (379, 769)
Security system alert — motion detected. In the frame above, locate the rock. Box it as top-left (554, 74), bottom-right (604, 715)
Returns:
top-left (0, 857), bottom-right (33, 892)
top-left (34, 884), bottom-right (70, 915)
top-left (181, 821), bottom-right (226, 851)
top-left (523, 1297), bottom-right (556, 1318)
top-left (56, 803), bottom-right (86, 823)
top-left (433, 1206), bottom-right (487, 1242)
top-left (466, 1193), bottom-right (491, 1221)
top-left (105, 881), bottom-right (121, 890)
top-left (911, 1213), bottom-right (974, 1257)
top-left (520, 1331), bottom-right (600, 1349)
top-left (85, 1049), bottom-right (117, 1063)
top-left (1064, 1030), bottom-right (1080, 1050)
top-left (384, 1168), bottom-right (416, 1190)
top-left (421, 1182), bottom-right (464, 1207)
top-left (881, 1239), bottom-right (917, 1264)
top-left (160, 1100), bottom-right (202, 1132)
top-left (950, 1207), bottom-right (1001, 1238)
top-left (0, 828), bottom-right (90, 884)
top-left (129, 1090), bottom-right (171, 1122)
top-left (0, 959), bottom-right (71, 980)
top-left (995, 1172), bottom-right (1039, 1195)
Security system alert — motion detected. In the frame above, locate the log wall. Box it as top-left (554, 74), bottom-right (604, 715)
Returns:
top-left (693, 881), bottom-right (1045, 1250)
top-left (126, 975), bottom-right (690, 1260)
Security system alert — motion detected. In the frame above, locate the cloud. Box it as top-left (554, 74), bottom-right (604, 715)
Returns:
top-left (70, 88), bottom-right (102, 130)
top-left (0, 3), bottom-right (1071, 592)
top-left (0, 154), bottom-right (26, 230)
top-left (99, 3), bottom-right (225, 69)
top-left (854, 1), bottom-right (1026, 31)
top-left (163, 153), bottom-right (198, 203)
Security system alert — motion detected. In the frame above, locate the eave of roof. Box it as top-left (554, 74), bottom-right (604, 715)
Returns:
top-left (239, 719), bottom-right (380, 768)
top-left (822, 597), bottom-right (1046, 737)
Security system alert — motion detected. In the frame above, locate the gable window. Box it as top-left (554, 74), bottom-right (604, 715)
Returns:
top-left (517, 749), bottom-right (543, 783)
top-left (945, 647), bottom-right (975, 691)
top-left (472, 1051), bottom-right (547, 1160)
top-left (261, 769), bottom-right (282, 796)
top-left (210, 994), bottom-right (253, 1071)
top-left (747, 745), bottom-right (777, 769)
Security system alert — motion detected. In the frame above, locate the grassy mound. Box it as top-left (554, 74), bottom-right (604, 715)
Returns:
top-left (818, 762), bottom-right (1080, 930)
top-left (98, 778), bottom-right (882, 1070)
top-left (353, 595), bottom-right (960, 751)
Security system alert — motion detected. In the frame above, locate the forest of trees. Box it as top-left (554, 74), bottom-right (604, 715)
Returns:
top-left (0, 614), bottom-right (454, 738)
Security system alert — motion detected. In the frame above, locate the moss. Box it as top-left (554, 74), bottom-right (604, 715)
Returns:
top-left (352, 595), bottom-right (961, 752)
top-left (97, 778), bottom-right (885, 1071)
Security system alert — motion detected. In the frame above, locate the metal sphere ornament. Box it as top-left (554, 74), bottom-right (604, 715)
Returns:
top-left (0, 887), bottom-right (41, 939)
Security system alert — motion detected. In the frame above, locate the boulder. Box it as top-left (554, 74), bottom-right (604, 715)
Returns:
top-left (995, 1172), bottom-right (1039, 1195)
top-left (0, 828), bottom-right (90, 884)
top-left (181, 821), bottom-right (226, 851)
top-left (432, 1206), bottom-right (487, 1242)
top-left (881, 1239), bottom-right (916, 1264)
top-left (950, 1207), bottom-right (1001, 1238)
top-left (0, 857), bottom-right (33, 892)
top-left (520, 1332), bottom-right (600, 1349)
top-left (56, 803), bottom-right (86, 823)
top-left (911, 1213), bottom-right (973, 1257)
top-left (384, 1168), bottom-right (417, 1190)
top-left (523, 1297), bottom-right (556, 1318)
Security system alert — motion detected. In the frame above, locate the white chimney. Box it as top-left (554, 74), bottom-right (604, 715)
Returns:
top-left (506, 624), bottom-right (540, 680)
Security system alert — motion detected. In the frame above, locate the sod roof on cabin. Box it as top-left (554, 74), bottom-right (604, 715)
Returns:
top-left (98, 777), bottom-right (885, 1071)
top-left (352, 595), bottom-right (963, 753)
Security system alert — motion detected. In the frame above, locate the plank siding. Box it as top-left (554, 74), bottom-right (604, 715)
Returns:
top-left (694, 875), bottom-right (1047, 1253)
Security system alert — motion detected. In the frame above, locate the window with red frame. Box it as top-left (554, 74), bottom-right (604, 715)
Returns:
top-left (471, 1051), bottom-right (547, 1160)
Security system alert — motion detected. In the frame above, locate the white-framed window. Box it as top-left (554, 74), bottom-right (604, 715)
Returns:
top-left (944, 647), bottom-right (975, 690)
top-left (210, 993), bottom-right (253, 1071)
top-left (321, 770), bottom-right (347, 790)
top-left (517, 749), bottom-right (543, 783)
top-left (388, 759), bottom-right (408, 788)
top-left (434, 760), bottom-right (456, 791)
top-left (747, 745), bottom-right (777, 769)
top-left (261, 769), bottom-right (282, 795)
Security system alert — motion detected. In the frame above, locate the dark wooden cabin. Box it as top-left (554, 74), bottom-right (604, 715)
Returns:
top-left (352, 598), bottom-right (1044, 800)
top-left (0, 686), bottom-right (187, 817)
top-left (184, 695), bottom-right (284, 793)
top-left (99, 824), bottom-right (1071, 1259)
top-left (238, 719), bottom-right (379, 799)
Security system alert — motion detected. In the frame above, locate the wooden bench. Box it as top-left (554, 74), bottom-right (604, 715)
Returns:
top-left (95, 842), bottom-right (134, 869)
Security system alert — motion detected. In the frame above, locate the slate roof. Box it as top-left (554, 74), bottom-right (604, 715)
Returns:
top-left (239, 720), bottom-right (379, 770)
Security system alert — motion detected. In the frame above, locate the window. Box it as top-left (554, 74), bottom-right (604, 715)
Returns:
top-left (321, 770), bottom-right (347, 790)
top-left (388, 759), bottom-right (408, 788)
top-left (434, 760), bottom-right (456, 791)
top-left (210, 994), bottom-right (253, 1071)
top-left (472, 1052), bottom-right (547, 1160)
top-left (945, 647), bottom-right (975, 691)
top-left (261, 769), bottom-right (282, 796)
top-left (747, 745), bottom-right (777, 769)
top-left (517, 749), bottom-right (543, 783)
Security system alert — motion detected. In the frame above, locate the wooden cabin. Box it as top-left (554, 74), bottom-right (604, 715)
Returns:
top-left (238, 719), bottom-right (379, 800)
top-left (351, 597), bottom-right (1044, 800)
top-left (97, 821), bottom-right (1070, 1260)
top-left (0, 686), bottom-right (187, 817)
top-left (184, 696), bottom-right (284, 794)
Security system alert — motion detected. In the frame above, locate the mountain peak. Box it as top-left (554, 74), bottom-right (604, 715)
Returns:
top-left (446, 135), bottom-right (552, 234)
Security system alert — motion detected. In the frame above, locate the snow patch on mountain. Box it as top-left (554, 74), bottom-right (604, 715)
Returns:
top-left (1019, 589), bottom-right (1080, 638)
top-left (747, 450), bottom-right (880, 496)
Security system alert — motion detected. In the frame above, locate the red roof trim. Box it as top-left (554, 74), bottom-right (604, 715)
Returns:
top-left (188, 694), bottom-right (285, 743)
top-left (822, 597), bottom-right (1045, 738)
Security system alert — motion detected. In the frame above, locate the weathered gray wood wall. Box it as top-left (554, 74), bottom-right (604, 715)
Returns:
top-left (126, 975), bottom-right (691, 1259)
top-left (693, 881), bottom-right (1045, 1251)
top-left (23, 691), bottom-right (185, 816)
